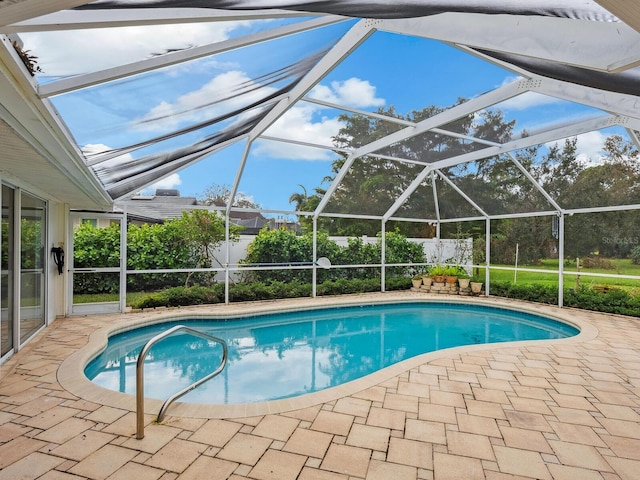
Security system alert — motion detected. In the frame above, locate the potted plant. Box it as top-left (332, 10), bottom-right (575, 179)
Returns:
top-left (421, 271), bottom-right (433, 287)
top-left (457, 267), bottom-right (471, 289)
top-left (470, 275), bottom-right (483, 294)
top-left (444, 265), bottom-right (459, 285)
top-left (429, 264), bottom-right (446, 284)
top-left (411, 274), bottom-right (423, 289)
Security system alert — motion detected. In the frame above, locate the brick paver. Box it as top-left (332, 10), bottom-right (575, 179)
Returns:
top-left (1, 293), bottom-right (640, 480)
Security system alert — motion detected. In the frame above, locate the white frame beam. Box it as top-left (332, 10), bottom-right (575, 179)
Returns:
top-left (3, 8), bottom-right (316, 33)
top-left (0, 0), bottom-right (89, 28)
top-left (314, 78), bottom-right (529, 219)
top-left (379, 14), bottom-right (640, 74)
top-left (247, 19), bottom-right (380, 142)
top-left (39, 16), bottom-right (345, 97)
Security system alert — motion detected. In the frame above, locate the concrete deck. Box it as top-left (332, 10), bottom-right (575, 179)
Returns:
top-left (1, 292), bottom-right (639, 480)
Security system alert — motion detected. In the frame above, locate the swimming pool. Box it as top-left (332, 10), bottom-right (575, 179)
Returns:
top-left (85, 302), bottom-right (578, 405)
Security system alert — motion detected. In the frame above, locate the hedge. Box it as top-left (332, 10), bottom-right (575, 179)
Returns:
top-left (491, 281), bottom-right (640, 317)
top-left (131, 276), bottom-right (412, 309)
top-left (131, 278), bottom-right (640, 317)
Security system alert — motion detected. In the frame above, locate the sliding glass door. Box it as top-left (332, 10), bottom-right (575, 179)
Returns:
top-left (19, 192), bottom-right (46, 343)
top-left (1, 185), bottom-right (14, 359)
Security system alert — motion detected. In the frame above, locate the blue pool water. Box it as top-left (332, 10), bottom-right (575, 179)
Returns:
top-left (85, 302), bottom-right (578, 404)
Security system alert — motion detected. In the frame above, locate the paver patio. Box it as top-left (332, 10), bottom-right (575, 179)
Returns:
top-left (1, 292), bottom-right (639, 479)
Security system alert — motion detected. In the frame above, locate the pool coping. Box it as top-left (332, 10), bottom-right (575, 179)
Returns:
top-left (57, 293), bottom-right (599, 420)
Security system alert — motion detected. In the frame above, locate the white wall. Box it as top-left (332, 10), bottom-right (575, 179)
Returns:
top-left (48, 201), bottom-right (67, 320)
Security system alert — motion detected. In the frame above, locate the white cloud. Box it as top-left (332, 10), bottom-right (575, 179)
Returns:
top-left (82, 144), bottom-right (136, 168)
top-left (499, 91), bottom-right (562, 111)
top-left (81, 143), bottom-right (111, 156)
top-left (134, 70), bottom-right (270, 131)
top-left (255, 103), bottom-right (346, 160)
top-left (545, 130), bottom-right (607, 166)
top-left (86, 71), bottom-right (385, 161)
top-left (20, 22), bottom-right (251, 76)
top-left (308, 77), bottom-right (385, 108)
top-left (253, 78), bottom-right (385, 160)
top-left (575, 131), bottom-right (607, 165)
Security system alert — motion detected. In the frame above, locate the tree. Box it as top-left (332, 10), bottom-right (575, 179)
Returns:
top-left (554, 135), bottom-right (640, 258)
top-left (289, 184), bottom-right (325, 232)
top-left (308, 103), bottom-right (515, 236)
top-left (172, 210), bottom-right (242, 286)
top-left (288, 184), bottom-right (309, 211)
top-left (199, 183), bottom-right (260, 208)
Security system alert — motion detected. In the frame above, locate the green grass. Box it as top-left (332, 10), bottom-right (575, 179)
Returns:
top-left (73, 258), bottom-right (640, 305)
top-left (480, 258), bottom-right (640, 294)
top-left (73, 291), bottom-right (150, 305)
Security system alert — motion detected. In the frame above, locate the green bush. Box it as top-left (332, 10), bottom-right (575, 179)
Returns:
top-left (130, 276), bottom-right (640, 318)
top-left (133, 285), bottom-right (222, 309)
top-left (73, 211), bottom-right (236, 294)
top-left (241, 229), bottom-right (340, 283)
top-left (73, 222), bottom-right (122, 294)
top-left (126, 222), bottom-right (193, 291)
top-left (490, 281), bottom-right (559, 304)
top-left (631, 245), bottom-right (640, 265)
top-left (242, 228), bottom-right (425, 283)
top-left (131, 276), bottom-right (410, 309)
top-left (491, 280), bottom-right (640, 317)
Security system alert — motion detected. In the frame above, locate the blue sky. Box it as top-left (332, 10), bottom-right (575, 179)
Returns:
top-left (22, 17), bottom-right (617, 213)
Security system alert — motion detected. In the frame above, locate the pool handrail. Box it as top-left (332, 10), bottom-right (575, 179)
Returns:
top-left (136, 325), bottom-right (228, 439)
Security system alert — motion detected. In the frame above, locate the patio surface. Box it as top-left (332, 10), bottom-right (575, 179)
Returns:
top-left (1, 292), bottom-right (639, 480)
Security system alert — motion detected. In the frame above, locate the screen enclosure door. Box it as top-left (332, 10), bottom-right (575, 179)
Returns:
top-left (69, 213), bottom-right (125, 315)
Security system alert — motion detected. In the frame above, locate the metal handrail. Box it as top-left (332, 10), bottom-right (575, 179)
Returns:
top-left (136, 325), bottom-right (228, 439)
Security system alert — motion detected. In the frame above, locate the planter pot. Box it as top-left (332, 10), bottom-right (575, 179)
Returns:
top-left (445, 275), bottom-right (458, 284)
top-left (411, 278), bottom-right (422, 288)
top-left (433, 275), bottom-right (445, 284)
top-left (458, 278), bottom-right (470, 289)
top-left (422, 276), bottom-right (433, 287)
top-left (470, 282), bottom-right (483, 293)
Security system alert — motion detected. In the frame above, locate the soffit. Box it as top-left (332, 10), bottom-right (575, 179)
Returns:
top-left (0, 118), bottom-right (110, 208)
top-left (0, 37), bottom-right (113, 209)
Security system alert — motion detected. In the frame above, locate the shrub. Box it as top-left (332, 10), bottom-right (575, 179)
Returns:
top-left (242, 228), bottom-right (426, 283)
top-left (133, 285), bottom-right (222, 309)
top-left (581, 257), bottom-right (614, 270)
top-left (490, 281), bottom-right (640, 317)
top-left (242, 229), bottom-right (340, 283)
top-left (490, 281), bottom-right (558, 304)
top-left (631, 246), bottom-right (640, 265)
top-left (131, 276), bottom-right (410, 308)
top-left (130, 277), bottom-right (640, 318)
top-left (73, 212), bottom-right (241, 294)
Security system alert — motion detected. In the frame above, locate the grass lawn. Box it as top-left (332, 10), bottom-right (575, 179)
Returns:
top-left (72, 258), bottom-right (640, 305)
top-left (481, 258), bottom-right (640, 294)
top-left (73, 291), bottom-right (151, 306)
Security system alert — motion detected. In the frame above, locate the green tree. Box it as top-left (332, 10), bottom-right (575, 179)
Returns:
top-left (560, 135), bottom-right (640, 258)
top-left (172, 209), bottom-right (242, 286)
top-left (306, 103), bottom-right (515, 236)
top-left (126, 221), bottom-right (193, 290)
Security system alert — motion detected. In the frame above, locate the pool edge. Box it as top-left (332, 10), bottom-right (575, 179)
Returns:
top-left (57, 293), bottom-right (599, 420)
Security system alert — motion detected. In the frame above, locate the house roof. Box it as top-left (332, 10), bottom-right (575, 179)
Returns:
top-left (117, 191), bottom-right (267, 229)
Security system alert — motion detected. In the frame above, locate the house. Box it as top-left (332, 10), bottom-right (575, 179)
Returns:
top-left (115, 189), bottom-right (270, 234)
